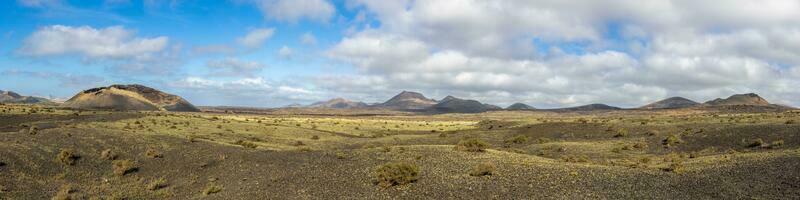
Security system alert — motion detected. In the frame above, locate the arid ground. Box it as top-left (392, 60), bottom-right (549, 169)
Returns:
top-left (1, 104), bottom-right (799, 199)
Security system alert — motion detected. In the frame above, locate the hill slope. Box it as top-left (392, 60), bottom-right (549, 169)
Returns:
top-left (431, 96), bottom-right (501, 113)
top-left (63, 84), bottom-right (199, 112)
top-left (307, 98), bottom-right (368, 109)
top-left (375, 91), bottom-right (437, 110)
top-left (506, 103), bottom-right (536, 110)
top-left (705, 93), bottom-right (770, 106)
top-left (640, 97), bottom-right (699, 109)
top-left (0, 90), bottom-right (53, 104)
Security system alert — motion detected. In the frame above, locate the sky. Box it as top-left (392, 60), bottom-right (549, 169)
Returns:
top-left (2, 0), bottom-right (800, 108)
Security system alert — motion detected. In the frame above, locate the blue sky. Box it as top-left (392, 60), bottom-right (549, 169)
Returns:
top-left (3, 0), bottom-right (800, 108)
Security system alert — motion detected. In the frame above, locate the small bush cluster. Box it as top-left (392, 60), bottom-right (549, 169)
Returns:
top-left (57, 149), bottom-right (79, 166)
top-left (746, 138), bottom-right (765, 148)
top-left (504, 135), bottom-right (528, 144)
top-left (203, 183), bottom-right (223, 195)
top-left (146, 177), bottom-right (168, 191)
top-left (52, 184), bottom-right (78, 200)
top-left (100, 149), bottom-right (117, 160)
top-left (372, 162), bottom-right (420, 188)
top-left (112, 159), bottom-right (137, 176)
top-left (455, 138), bottom-right (490, 152)
top-left (144, 148), bottom-right (163, 158)
top-left (469, 162), bottom-right (496, 176)
top-left (662, 134), bottom-right (683, 147)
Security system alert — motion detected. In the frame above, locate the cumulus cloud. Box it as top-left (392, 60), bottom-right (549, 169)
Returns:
top-left (18, 25), bottom-right (168, 59)
top-left (236, 28), bottom-right (275, 49)
top-left (300, 32), bottom-right (317, 45)
top-left (206, 58), bottom-right (267, 77)
top-left (278, 46), bottom-right (292, 59)
top-left (254, 0), bottom-right (335, 23)
top-left (16, 25), bottom-right (180, 75)
top-left (322, 0), bottom-right (800, 107)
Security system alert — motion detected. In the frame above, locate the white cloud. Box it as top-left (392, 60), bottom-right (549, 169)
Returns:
top-left (206, 57), bottom-right (266, 77)
top-left (300, 32), bottom-right (317, 45)
top-left (17, 0), bottom-right (59, 7)
top-left (319, 0), bottom-right (800, 107)
top-left (236, 28), bottom-right (274, 49)
top-left (18, 25), bottom-right (168, 59)
top-left (17, 25), bottom-right (179, 75)
top-left (170, 76), bottom-right (322, 107)
top-left (255, 0), bottom-right (335, 23)
top-left (278, 45), bottom-right (292, 59)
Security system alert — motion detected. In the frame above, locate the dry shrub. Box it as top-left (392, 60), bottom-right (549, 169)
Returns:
top-left (100, 149), bottom-right (117, 160)
top-left (504, 135), bottom-right (528, 144)
top-left (56, 149), bottom-right (79, 166)
top-left (112, 159), bottom-right (137, 176)
top-left (146, 177), bottom-right (168, 191)
top-left (145, 148), bottom-right (163, 158)
top-left (202, 183), bottom-right (223, 195)
top-left (372, 162), bottom-right (420, 188)
top-left (455, 138), bottom-right (489, 152)
top-left (469, 162), bottom-right (496, 176)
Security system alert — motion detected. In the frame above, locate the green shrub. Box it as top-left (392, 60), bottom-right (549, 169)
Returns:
top-left (372, 162), bottom-right (420, 188)
top-left (56, 149), bottom-right (79, 166)
top-left (469, 162), bottom-right (495, 176)
top-left (112, 160), bottom-right (137, 176)
top-left (455, 138), bottom-right (490, 152)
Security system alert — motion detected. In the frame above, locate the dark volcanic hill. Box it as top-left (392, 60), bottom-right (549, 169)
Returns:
top-left (639, 97), bottom-right (699, 109)
top-left (506, 103), bottom-right (535, 110)
top-left (307, 98), bottom-right (368, 109)
top-left (375, 91), bottom-right (437, 110)
top-left (63, 84), bottom-right (199, 112)
top-left (0, 90), bottom-right (53, 104)
top-left (556, 104), bottom-right (621, 111)
top-left (704, 93), bottom-right (770, 106)
top-left (430, 96), bottom-right (501, 113)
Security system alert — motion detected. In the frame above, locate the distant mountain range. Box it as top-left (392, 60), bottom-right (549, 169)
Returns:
top-left (3, 85), bottom-right (795, 113)
top-left (0, 90), bottom-right (53, 104)
top-left (298, 91), bottom-right (794, 113)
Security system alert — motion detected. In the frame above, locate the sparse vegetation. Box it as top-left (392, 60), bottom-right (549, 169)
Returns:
top-left (52, 184), bottom-right (77, 200)
top-left (203, 183), bottom-right (223, 195)
top-left (56, 149), bottom-right (79, 166)
top-left (233, 140), bottom-right (258, 148)
top-left (504, 135), bottom-right (528, 144)
top-left (455, 138), bottom-right (490, 152)
top-left (146, 177), bottom-right (168, 191)
top-left (372, 162), bottom-right (420, 188)
top-left (469, 162), bottom-right (496, 176)
top-left (112, 159), bottom-right (137, 176)
top-left (747, 138), bottom-right (765, 148)
top-left (145, 148), bottom-right (163, 158)
top-left (663, 134), bottom-right (683, 147)
top-left (100, 149), bottom-right (117, 160)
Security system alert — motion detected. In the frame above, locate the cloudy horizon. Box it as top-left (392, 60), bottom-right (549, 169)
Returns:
top-left (2, 0), bottom-right (800, 108)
